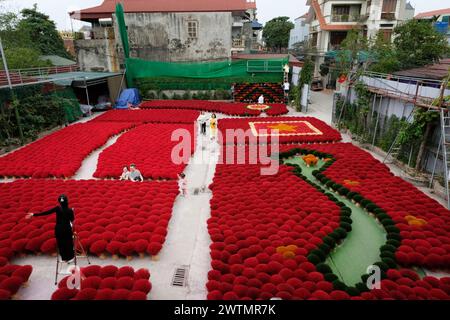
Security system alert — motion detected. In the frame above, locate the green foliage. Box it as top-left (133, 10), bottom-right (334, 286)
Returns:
top-left (296, 58), bottom-right (314, 111)
top-left (379, 115), bottom-right (406, 151)
top-left (329, 21), bottom-right (449, 75)
top-left (394, 20), bottom-right (449, 69)
top-left (262, 16), bottom-right (294, 52)
top-left (300, 58), bottom-right (314, 87)
top-left (3, 47), bottom-right (51, 69)
top-left (336, 30), bottom-right (368, 74)
top-left (399, 109), bottom-right (439, 144)
top-left (290, 85), bottom-right (300, 109)
top-left (17, 5), bottom-right (71, 59)
top-left (369, 31), bottom-right (401, 73)
top-left (214, 89), bottom-right (231, 100)
top-left (0, 85), bottom-right (80, 147)
top-left (0, 5), bottom-right (72, 70)
top-left (182, 91), bottom-right (192, 100)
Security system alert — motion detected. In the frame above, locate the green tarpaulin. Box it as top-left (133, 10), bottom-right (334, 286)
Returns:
top-left (115, 3), bottom-right (286, 87)
top-left (126, 57), bottom-right (287, 80)
top-left (116, 3), bottom-right (129, 59)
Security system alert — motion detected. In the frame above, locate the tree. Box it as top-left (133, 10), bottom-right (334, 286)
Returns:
top-left (263, 17), bottom-right (294, 53)
top-left (336, 29), bottom-right (368, 74)
top-left (393, 19), bottom-right (449, 69)
top-left (3, 47), bottom-right (51, 69)
top-left (17, 4), bottom-right (71, 59)
top-left (368, 31), bottom-right (400, 73)
top-left (0, 11), bottom-right (34, 50)
top-left (296, 58), bottom-right (314, 111)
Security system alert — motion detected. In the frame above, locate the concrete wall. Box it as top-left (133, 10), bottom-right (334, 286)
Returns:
top-left (75, 39), bottom-right (120, 72)
top-left (365, 0), bottom-right (407, 39)
top-left (348, 75), bottom-right (450, 173)
top-left (115, 12), bottom-right (233, 62)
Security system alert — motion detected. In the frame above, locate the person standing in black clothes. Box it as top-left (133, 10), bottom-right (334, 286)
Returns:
top-left (26, 194), bottom-right (75, 262)
top-left (199, 112), bottom-right (207, 135)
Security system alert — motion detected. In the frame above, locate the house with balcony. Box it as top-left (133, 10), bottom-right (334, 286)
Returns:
top-left (305, 0), bottom-right (415, 76)
top-left (69, 0), bottom-right (259, 72)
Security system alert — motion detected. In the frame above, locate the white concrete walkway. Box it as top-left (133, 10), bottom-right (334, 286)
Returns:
top-left (6, 100), bottom-right (450, 299)
top-left (12, 114), bottom-right (219, 300)
top-left (73, 133), bottom-right (124, 180)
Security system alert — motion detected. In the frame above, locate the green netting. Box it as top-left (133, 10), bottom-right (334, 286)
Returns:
top-left (116, 3), bottom-right (130, 59)
top-left (115, 3), bottom-right (286, 88)
top-left (126, 57), bottom-right (287, 80)
top-left (51, 88), bottom-right (82, 123)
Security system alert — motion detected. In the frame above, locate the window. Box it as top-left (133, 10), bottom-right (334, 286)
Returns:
top-left (381, 29), bottom-right (393, 42)
top-left (187, 21), bottom-right (198, 39)
top-left (382, 0), bottom-right (397, 13)
top-left (333, 5), bottom-right (350, 16)
top-left (332, 5), bottom-right (361, 22)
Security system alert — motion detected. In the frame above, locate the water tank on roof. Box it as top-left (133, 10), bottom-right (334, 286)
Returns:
top-left (434, 22), bottom-right (449, 35)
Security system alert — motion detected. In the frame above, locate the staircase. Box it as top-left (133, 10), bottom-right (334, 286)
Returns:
top-left (234, 83), bottom-right (285, 103)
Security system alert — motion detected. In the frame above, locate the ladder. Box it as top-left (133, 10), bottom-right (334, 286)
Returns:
top-left (55, 232), bottom-right (91, 285)
top-left (429, 108), bottom-right (450, 209)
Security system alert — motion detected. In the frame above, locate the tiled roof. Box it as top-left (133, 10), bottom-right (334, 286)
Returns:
top-left (70, 0), bottom-right (256, 20)
top-left (415, 8), bottom-right (450, 19)
top-left (394, 59), bottom-right (450, 80)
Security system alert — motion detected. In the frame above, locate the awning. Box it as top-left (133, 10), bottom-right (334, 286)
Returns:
top-left (37, 71), bottom-right (122, 87)
top-left (251, 20), bottom-right (263, 29)
top-left (325, 50), bottom-right (373, 63)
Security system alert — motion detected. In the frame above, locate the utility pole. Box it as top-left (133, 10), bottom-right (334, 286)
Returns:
top-left (0, 37), bottom-right (24, 144)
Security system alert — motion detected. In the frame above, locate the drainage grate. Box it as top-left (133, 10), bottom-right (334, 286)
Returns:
top-left (171, 265), bottom-right (189, 287)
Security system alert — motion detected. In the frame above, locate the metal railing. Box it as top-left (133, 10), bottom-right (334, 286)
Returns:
top-left (0, 65), bottom-right (80, 88)
top-left (381, 12), bottom-right (396, 20)
top-left (331, 14), bottom-right (361, 22)
top-left (247, 60), bottom-right (284, 73)
top-left (359, 71), bottom-right (449, 108)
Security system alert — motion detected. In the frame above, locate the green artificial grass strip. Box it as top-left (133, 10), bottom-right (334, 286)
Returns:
top-left (285, 156), bottom-right (387, 286)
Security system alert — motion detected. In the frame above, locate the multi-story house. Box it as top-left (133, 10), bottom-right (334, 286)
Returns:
top-left (69, 0), bottom-right (261, 72)
top-left (288, 13), bottom-right (311, 49)
top-left (305, 0), bottom-right (415, 76)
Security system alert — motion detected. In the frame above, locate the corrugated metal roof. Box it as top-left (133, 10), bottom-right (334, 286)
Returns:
top-left (394, 60), bottom-right (450, 80)
top-left (37, 71), bottom-right (122, 86)
top-left (40, 55), bottom-right (76, 67)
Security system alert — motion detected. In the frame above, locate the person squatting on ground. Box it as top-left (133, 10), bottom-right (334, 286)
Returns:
top-left (26, 195), bottom-right (75, 262)
top-left (129, 164), bottom-right (144, 182)
top-left (120, 166), bottom-right (130, 181)
top-left (178, 173), bottom-right (187, 196)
